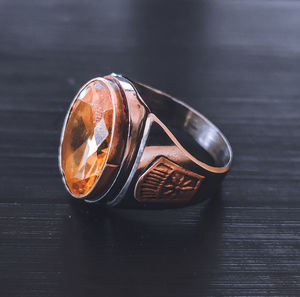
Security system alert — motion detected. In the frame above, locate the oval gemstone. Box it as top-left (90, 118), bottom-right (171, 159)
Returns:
top-left (61, 80), bottom-right (114, 196)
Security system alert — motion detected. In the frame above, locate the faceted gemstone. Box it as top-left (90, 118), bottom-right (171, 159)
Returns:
top-left (61, 80), bottom-right (114, 196)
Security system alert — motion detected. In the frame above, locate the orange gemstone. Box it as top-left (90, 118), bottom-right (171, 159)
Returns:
top-left (61, 80), bottom-right (114, 196)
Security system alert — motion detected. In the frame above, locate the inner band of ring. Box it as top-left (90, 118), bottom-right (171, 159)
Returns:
top-left (129, 80), bottom-right (233, 174)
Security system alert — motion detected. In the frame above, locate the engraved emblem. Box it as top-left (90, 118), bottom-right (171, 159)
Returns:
top-left (135, 157), bottom-right (205, 203)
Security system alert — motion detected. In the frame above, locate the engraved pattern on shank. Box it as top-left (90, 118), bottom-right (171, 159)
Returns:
top-left (135, 157), bottom-right (205, 203)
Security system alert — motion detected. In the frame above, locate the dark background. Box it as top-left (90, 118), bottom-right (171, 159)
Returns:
top-left (1, 0), bottom-right (300, 296)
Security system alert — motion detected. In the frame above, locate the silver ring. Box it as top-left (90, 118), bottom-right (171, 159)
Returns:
top-left (59, 73), bottom-right (233, 208)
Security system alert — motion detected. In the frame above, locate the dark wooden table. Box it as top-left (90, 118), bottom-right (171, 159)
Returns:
top-left (1, 0), bottom-right (300, 296)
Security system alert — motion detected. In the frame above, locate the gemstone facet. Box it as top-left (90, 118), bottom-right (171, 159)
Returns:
top-left (61, 80), bottom-right (114, 196)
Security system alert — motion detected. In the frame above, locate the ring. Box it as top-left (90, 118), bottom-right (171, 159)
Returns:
top-left (59, 73), bottom-right (233, 208)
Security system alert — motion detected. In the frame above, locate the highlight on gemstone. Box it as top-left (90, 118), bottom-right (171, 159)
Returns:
top-left (60, 80), bottom-right (114, 196)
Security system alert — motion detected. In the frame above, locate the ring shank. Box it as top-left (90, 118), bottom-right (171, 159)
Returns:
top-left (103, 74), bottom-right (232, 207)
top-left (131, 81), bottom-right (232, 173)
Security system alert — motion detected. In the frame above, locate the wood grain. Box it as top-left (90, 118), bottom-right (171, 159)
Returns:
top-left (1, 0), bottom-right (300, 296)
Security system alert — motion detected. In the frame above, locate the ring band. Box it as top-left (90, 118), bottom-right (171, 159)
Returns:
top-left (59, 73), bottom-right (233, 208)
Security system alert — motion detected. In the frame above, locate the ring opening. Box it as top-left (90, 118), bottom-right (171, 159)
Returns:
top-left (132, 82), bottom-right (232, 170)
